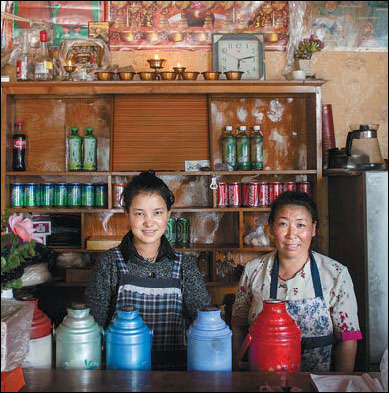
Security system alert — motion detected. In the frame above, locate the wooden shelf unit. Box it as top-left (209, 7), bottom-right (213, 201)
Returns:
top-left (1, 80), bottom-right (324, 292)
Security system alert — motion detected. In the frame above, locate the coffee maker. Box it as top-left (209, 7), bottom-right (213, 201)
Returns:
top-left (329, 124), bottom-right (385, 170)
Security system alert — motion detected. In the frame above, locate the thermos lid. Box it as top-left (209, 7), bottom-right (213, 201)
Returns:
top-left (71, 303), bottom-right (87, 310)
top-left (200, 306), bottom-right (219, 312)
top-left (120, 305), bottom-right (136, 312)
top-left (18, 298), bottom-right (52, 339)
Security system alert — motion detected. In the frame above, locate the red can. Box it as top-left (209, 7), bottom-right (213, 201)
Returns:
top-left (242, 183), bottom-right (250, 207)
top-left (228, 182), bottom-right (242, 207)
top-left (248, 182), bottom-right (260, 207)
top-left (297, 181), bottom-right (311, 196)
top-left (258, 182), bottom-right (269, 207)
top-left (283, 182), bottom-right (296, 192)
top-left (217, 182), bottom-right (228, 207)
top-left (113, 183), bottom-right (126, 208)
top-left (269, 182), bottom-right (283, 205)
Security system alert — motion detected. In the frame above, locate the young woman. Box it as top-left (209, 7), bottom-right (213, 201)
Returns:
top-left (232, 191), bottom-right (362, 372)
top-left (85, 171), bottom-right (211, 370)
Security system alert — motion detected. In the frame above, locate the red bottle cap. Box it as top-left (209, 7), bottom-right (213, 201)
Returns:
top-left (25, 299), bottom-right (52, 339)
top-left (40, 30), bottom-right (48, 42)
top-left (15, 121), bottom-right (23, 127)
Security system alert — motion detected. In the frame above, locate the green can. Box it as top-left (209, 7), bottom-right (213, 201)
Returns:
top-left (82, 183), bottom-right (95, 207)
top-left (11, 183), bottom-right (25, 208)
top-left (165, 218), bottom-right (176, 244)
top-left (95, 183), bottom-right (106, 208)
top-left (25, 183), bottom-right (40, 207)
top-left (68, 183), bottom-right (82, 207)
top-left (41, 183), bottom-right (55, 207)
top-left (176, 218), bottom-right (190, 245)
top-left (55, 183), bottom-right (68, 207)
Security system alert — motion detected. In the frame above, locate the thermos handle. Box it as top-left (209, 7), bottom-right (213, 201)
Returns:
top-left (238, 333), bottom-right (252, 370)
top-left (346, 131), bottom-right (357, 156)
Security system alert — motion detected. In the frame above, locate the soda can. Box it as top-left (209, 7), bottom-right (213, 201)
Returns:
top-left (41, 183), bottom-right (54, 207)
top-left (95, 183), bottom-right (107, 208)
top-left (55, 183), bottom-right (68, 207)
top-left (228, 182), bottom-right (242, 207)
top-left (25, 183), bottom-right (40, 207)
top-left (248, 182), bottom-right (260, 207)
top-left (217, 182), bottom-right (228, 208)
top-left (283, 182), bottom-right (296, 192)
top-left (242, 183), bottom-right (250, 207)
top-left (68, 183), bottom-right (82, 207)
top-left (11, 183), bottom-right (25, 208)
top-left (297, 181), bottom-right (311, 196)
top-left (269, 182), bottom-right (283, 205)
top-left (165, 218), bottom-right (176, 244)
top-left (82, 183), bottom-right (95, 207)
top-left (258, 182), bottom-right (269, 207)
top-left (113, 183), bottom-right (126, 208)
top-left (176, 218), bottom-right (190, 245)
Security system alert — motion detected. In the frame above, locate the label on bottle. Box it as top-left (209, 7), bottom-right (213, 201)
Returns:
top-left (35, 62), bottom-right (46, 74)
top-left (13, 138), bottom-right (26, 149)
top-left (83, 138), bottom-right (97, 170)
top-left (68, 139), bottom-right (82, 170)
top-left (44, 60), bottom-right (53, 70)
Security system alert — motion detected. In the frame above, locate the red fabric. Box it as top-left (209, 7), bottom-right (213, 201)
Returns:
top-left (1, 366), bottom-right (25, 392)
top-left (341, 330), bottom-right (363, 341)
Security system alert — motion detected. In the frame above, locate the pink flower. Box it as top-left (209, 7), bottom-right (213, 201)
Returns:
top-left (8, 214), bottom-right (43, 243)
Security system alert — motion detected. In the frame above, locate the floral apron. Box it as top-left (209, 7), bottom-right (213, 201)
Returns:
top-left (270, 253), bottom-right (336, 372)
top-left (112, 247), bottom-right (186, 370)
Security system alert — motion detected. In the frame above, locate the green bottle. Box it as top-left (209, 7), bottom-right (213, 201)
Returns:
top-left (250, 125), bottom-right (264, 170)
top-left (82, 126), bottom-right (97, 171)
top-left (222, 125), bottom-right (237, 170)
top-left (236, 125), bottom-right (250, 171)
top-left (68, 126), bottom-right (82, 171)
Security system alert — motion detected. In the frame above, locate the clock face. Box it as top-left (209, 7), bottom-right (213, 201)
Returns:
top-left (213, 34), bottom-right (265, 80)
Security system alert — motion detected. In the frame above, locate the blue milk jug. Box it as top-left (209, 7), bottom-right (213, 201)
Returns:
top-left (187, 306), bottom-right (232, 371)
top-left (105, 306), bottom-right (152, 370)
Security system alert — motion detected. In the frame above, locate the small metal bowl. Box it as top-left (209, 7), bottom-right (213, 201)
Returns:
top-left (143, 31), bottom-right (159, 42)
top-left (224, 71), bottom-right (244, 80)
top-left (95, 71), bottom-right (114, 81)
top-left (181, 71), bottom-right (200, 81)
top-left (191, 31), bottom-right (208, 42)
top-left (119, 71), bottom-right (135, 81)
top-left (120, 31), bottom-right (135, 42)
top-left (137, 72), bottom-right (157, 81)
top-left (202, 71), bottom-right (221, 80)
top-left (168, 32), bottom-right (185, 42)
top-left (159, 71), bottom-right (177, 81)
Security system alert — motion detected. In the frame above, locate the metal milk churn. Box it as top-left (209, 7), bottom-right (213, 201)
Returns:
top-left (105, 306), bottom-right (152, 370)
top-left (239, 300), bottom-right (301, 372)
top-left (19, 295), bottom-right (53, 368)
top-left (187, 306), bottom-right (232, 371)
top-left (56, 303), bottom-right (102, 370)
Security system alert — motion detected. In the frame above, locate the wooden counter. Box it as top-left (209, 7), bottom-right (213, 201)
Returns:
top-left (20, 369), bottom-right (317, 392)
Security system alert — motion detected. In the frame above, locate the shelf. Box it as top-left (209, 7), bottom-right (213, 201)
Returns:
top-left (6, 171), bottom-right (110, 176)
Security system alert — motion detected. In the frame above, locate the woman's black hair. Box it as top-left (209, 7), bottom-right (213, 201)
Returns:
top-left (268, 191), bottom-right (319, 230)
top-left (122, 170), bottom-right (175, 212)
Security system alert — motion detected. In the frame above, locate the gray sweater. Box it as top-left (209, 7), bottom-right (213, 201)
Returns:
top-left (85, 232), bottom-right (211, 328)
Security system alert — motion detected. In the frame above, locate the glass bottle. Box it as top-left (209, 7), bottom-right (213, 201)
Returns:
top-left (16, 31), bottom-right (33, 81)
top-left (221, 125), bottom-right (237, 170)
top-left (82, 126), bottom-right (97, 171)
top-left (68, 126), bottom-right (82, 171)
top-left (12, 121), bottom-right (26, 171)
top-left (34, 30), bottom-right (53, 81)
top-left (236, 125), bottom-right (250, 170)
top-left (250, 125), bottom-right (264, 170)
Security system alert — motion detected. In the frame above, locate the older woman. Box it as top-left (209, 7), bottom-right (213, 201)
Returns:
top-left (232, 191), bottom-right (362, 372)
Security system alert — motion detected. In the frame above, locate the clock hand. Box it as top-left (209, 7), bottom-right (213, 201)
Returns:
top-left (239, 56), bottom-right (255, 61)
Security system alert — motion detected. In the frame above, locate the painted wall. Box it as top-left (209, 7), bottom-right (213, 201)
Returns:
top-left (111, 50), bottom-right (388, 160)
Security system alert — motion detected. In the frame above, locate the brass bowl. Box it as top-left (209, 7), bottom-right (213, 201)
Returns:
top-left (159, 71), bottom-right (177, 81)
top-left (181, 71), bottom-right (200, 81)
top-left (120, 31), bottom-right (135, 42)
top-left (191, 31), bottom-right (208, 42)
top-left (168, 32), bottom-right (184, 42)
top-left (119, 71), bottom-right (135, 81)
top-left (224, 71), bottom-right (244, 80)
top-left (64, 65), bottom-right (77, 73)
top-left (202, 71), bottom-right (221, 80)
top-left (137, 72), bottom-right (157, 81)
top-left (95, 71), bottom-right (114, 81)
top-left (143, 31), bottom-right (159, 42)
top-left (265, 32), bottom-right (279, 43)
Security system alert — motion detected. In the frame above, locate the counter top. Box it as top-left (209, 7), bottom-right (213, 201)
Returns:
top-left (20, 369), bottom-right (317, 392)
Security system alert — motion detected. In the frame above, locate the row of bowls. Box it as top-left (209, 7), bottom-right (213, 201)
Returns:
top-left (96, 71), bottom-right (244, 81)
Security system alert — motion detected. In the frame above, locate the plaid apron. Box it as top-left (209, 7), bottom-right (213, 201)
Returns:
top-left (270, 253), bottom-right (336, 372)
top-left (112, 247), bottom-right (186, 352)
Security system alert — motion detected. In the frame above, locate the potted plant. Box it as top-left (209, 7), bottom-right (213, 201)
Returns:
top-left (294, 35), bottom-right (324, 77)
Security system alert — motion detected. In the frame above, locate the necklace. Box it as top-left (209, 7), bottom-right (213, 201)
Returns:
top-left (135, 247), bottom-right (159, 263)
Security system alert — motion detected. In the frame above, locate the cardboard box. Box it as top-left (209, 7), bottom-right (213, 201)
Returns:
top-left (86, 236), bottom-right (122, 251)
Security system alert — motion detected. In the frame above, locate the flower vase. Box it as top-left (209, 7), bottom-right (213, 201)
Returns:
top-left (296, 58), bottom-right (312, 77)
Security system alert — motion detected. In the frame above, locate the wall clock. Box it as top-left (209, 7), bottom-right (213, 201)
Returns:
top-left (212, 33), bottom-right (265, 80)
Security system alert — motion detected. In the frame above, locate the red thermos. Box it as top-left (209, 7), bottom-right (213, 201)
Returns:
top-left (239, 300), bottom-right (301, 372)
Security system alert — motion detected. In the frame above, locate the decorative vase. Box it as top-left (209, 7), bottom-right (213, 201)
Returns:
top-left (296, 58), bottom-right (312, 77)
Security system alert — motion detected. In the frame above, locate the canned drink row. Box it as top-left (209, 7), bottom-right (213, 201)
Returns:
top-left (10, 183), bottom-right (107, 208)
top-left (165, 217), bottom-right (190, 245)
top-left (217, 181), bottom-right (311, 207)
